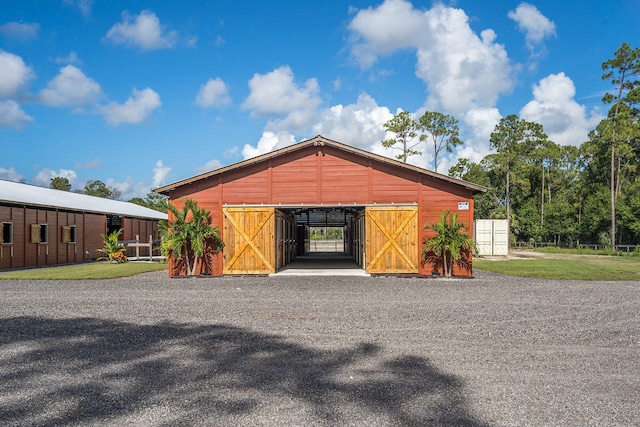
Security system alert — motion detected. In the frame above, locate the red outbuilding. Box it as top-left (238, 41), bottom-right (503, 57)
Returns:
top-left (155, 135), bottom-right (486, 277)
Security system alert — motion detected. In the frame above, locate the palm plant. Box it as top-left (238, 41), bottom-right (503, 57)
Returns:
top-left (422, 210), bottom-right (477, 277)
top-left (160, 199), bottom-right (223, 276)
top-left (97, 228), bottom-right (127, 264)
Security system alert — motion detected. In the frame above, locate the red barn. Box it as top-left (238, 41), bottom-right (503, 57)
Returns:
top-left (155, 135), bottom-right (485, 277)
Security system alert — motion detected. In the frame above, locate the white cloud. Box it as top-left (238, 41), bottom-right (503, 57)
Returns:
top-left (104, 10), bottom-right (177, 50)
top-left (0, 167), bottom-right (24, 182)
top-left (348, 1), bottom-right (513, 134)
top-left (508, 2), bottom-right (556, 55)
top-left (242, 66), bottom-right (322, 131)
top-left (414, 6), bottom-right (513, 115)
top-left (103, 177), bottom-right (140, 201)
top-left (63, 0), bottom-right (93, 18)
top-left (195, 78), bottom-right (231, 108)
top-left (194, 159), bottom-right (223, 174)
top-left (242, 131), bottom-right (296, 159)
top-left (0, 50), bottom-right (34, 97)
top-left (241, 88), bottom-right (482, 173)
top-left (0, 22), bottom-right (40, 41)
top-left (0, 100), bottom-right (33, 128)
top-left (101, 160), bottom-right (173, 200)
top-left (520, 72), bottom-right (602, 146)
top-left (241, 93), bottom-right (396, 164)
top-left (100, 87), bottom-right (161, 125)
top-left (38, 65), bottom-right (102, 107)
top-left (223, 146), bottom-right (239, 159)
top-left (54, 51), bottom-right (81, 65)
top-left (237, 2), bottom-right (572, 175)
top-left (237, 2), bottom-right (514, 175)
top-left (347, 0), bottom-right (515, 170)
top-left (461, 107), bottom-right (503, 149)
top-left (152, 160), bottom-right (171, 188)
top-left (33, 168), bottom-right (78, 188)
top-left (312, 93), bottom-right (392, 151)
top-left (348, 0), bottom-right (424, 67)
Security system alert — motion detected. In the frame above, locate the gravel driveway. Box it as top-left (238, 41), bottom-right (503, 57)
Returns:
top-left (1, 271), bottom-right (638, 426)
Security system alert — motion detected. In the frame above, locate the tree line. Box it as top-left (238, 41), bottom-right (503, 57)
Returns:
top-left (384, 42), bottom-right (640, 246)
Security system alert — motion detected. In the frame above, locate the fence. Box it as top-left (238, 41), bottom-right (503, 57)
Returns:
top-left (309, 239), bottom-right (345, 252)
top-left (119, 235), bottom-right (163, 261)
top-left (513, 241), bottom-right (638, 253)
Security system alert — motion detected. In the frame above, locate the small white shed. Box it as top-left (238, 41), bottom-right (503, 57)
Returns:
top-left (474, 219), bottom-right (509, 256)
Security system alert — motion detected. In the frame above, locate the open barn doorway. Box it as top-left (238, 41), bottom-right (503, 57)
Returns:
top-left (273, 206), bottom-right (367, 276)
top-left (223, 205), bottom-right (419, 276)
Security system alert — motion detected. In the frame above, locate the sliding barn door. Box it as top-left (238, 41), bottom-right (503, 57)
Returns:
top-left (223, 207), bottom-right (275, 274)
top-left (365, 206), bottom-right (418, 274)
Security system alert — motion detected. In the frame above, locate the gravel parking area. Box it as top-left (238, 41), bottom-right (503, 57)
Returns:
top-left (1, 271), bottom-right (638, 426)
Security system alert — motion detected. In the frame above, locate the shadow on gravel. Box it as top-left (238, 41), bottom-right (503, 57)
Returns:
top-left (0, 317), bottom-right (489, 426)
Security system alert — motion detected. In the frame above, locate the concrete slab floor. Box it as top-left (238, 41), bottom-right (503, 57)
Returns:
top-left (271, 252), bottom-right (370, 277)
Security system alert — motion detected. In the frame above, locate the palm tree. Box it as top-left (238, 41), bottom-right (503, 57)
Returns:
top-left (160, 199), bottom-right (223, 276)
top-left (422, 210), bottom-right (477, 277)
top-left (97, 228), bottom-right (127, 263)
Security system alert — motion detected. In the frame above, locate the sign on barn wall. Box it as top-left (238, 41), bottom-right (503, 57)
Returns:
top-left (458, 201), bottom-right (469, 210)
top-left (365, 206), bottom-right (419, 274)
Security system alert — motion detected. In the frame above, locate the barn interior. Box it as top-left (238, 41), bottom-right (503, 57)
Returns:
top-left (275, 206), bottom-right (366, 274)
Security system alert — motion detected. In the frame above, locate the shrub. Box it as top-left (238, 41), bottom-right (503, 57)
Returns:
top-left (97, 229), bottom-right (128, 264)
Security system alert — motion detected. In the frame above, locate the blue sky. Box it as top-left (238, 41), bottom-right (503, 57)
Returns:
top-left (1, 0), bottom-right (638, 199)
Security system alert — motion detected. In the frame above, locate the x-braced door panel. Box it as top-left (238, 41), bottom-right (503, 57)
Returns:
top-left (365, 206), bottom-right (418, 274)
top-left (223, 207), bottom-right (275, 274)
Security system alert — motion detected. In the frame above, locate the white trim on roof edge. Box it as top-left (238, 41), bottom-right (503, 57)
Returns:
top-left (0, 180), bottom-right (167, 220)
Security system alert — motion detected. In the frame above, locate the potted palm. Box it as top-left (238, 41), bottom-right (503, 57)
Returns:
top-left (160, 199), bottom-right (223, 276)
top-left (422, 210), bottom-right (477, 277)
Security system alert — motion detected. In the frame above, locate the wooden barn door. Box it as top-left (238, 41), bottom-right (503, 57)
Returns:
top-left (365, 206), bottom-right (418, 274)
top-left (223, 207), bottom-right (275, 274)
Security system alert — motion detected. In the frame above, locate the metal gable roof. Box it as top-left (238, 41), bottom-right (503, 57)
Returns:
top-left (0, 179), bottom-right (167, 220)
top-left (154, 135), bottom-right (487, 195)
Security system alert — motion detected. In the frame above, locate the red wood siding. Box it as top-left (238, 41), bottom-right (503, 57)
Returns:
top-left (56, 211), bottom-right (67, 265)
top-left (223, 163), bottom-right (270, 205)
top-left (166, 143), bottom-right (477, 277)
top-left (170, 145), bottom-right (423, 207)
top-left (165, 196), bottom-right (223, 277)
top-left (122, 217), bottom-right (159, 258)
top-left (43, 209), bottom-right (56, 266)
top-left (83, 213), bottom-right (105, 260)
top-left (272, 151), bottom-right (319, 203)
top-left (55, 211), bottom-right (81, 265)
top-left (418, 176), bottom-right (475, 277)
top-left (371, 164), bottom-right (418, 204)
top-left (313, 149), bottom-right (370, 204)
top-left (1, 206), bottom-right (25, 269)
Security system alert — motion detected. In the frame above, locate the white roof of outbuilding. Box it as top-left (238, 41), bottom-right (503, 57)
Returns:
top-left (0, 179), bottom-right (167, 220)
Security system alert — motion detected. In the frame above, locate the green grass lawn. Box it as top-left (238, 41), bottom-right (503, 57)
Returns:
top-left (533, 246), bottom-right (640, 257)
top-left (2, 256), bottom-right (638, 281)
top-left (474, 256), bottom-right (640, 281)
top-left (0, 262), bottom-right (168, 280)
